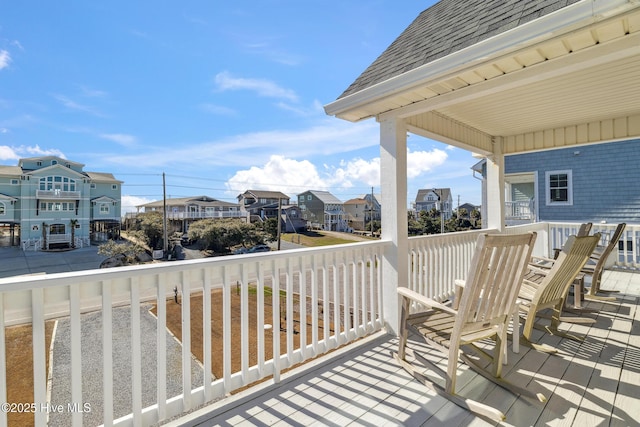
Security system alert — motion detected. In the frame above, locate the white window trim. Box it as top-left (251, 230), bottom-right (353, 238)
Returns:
top-left (545, 170), bottom-right (573, 206)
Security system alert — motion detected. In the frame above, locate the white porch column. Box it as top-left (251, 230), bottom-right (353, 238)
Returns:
top-left (486, 137), bottom-right (505, 232)
top-left (380, 116), bottom-right (408, 336)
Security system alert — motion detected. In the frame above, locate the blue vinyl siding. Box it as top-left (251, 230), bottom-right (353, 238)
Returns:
top-left (505, 139), bottom-right (640, 224)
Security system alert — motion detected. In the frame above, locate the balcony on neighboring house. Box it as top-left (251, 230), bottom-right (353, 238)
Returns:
top-left (505, 199), bottom-right (536, 225)
top-left (35, 189), bottom-right (82, 200)
top-left (1, 222), bottom-right (639, 426)
top-left (165, 210), bottom-right (247, 220)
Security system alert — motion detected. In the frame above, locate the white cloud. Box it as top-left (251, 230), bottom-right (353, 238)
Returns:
top-left (52, 94), bottom-right (106, 117)
top-left (121, 195), bottom-right (153, 214)
top-left (0, 146), bottom-right (18, 161)
top-left (99, 133), bottom-right (137, 146)
top-left (330, 158), bottom-right (380, 188)
top-left (406, 148), bottom-right (448, 178)
top-left (0, 144), bottom-right (65, 162)
top-left (100, 118), bottom-right (379, 170)
top-left (10, 40), bottom-right (24, 51)
top-left (199, 103), bottom-right (237, 116)
top-left (214, 71), bottom-right (298, 102)
top-left (0, 50), bottom-right (11, 70)
top-left (79, 85), bottom-right (108, 98)
top-left (226, 155), bottom-right (326, 196)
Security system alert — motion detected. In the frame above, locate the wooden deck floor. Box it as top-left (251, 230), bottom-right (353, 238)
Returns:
top-left (170, 270), bottom-right (640, 427)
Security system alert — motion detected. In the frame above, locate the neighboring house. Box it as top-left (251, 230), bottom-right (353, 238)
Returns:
top-left (473, 157), bottom-right (539, 226)
top-left (415, 189), bottom-right (453, 220)
top-left (362, 192), bottom-right (382, 223)
top-left (137, 195), bottom-right (243, 233)
top-left (343, 198), bottom-right (368, 231)
top-left (473, 139), bottom-right (640, 226)
top-left (504, 139), bottom-right (640, 225)
top-left (280, 205), bottom-right (307, 233)
top-left (297, 190), bottom-right (348, 232)
top-left (0, 155), bottom-right (122, 249)
top-left (457, 203), bottom-right (478, 219)
top-left (237, 190), bottom-right (290, 221)
top-left (344, 194), bottom-right (381, 231)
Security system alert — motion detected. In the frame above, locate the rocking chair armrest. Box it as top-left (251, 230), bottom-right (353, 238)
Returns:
top-left (530, 255), bottom-right (555, 267)
top-left (527, 265), bottom-right (551, 276)
top-left (397, 287), bottom-right (458, 315)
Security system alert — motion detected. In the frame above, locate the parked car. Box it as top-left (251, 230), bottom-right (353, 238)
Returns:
top-left (248, 244), bottom-right (271, 253)
top-left (233, 244), bottom-right (271, 255)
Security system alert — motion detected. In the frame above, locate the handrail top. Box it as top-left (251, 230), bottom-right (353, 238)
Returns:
top-left (0, 239), bottom-right (392, 291)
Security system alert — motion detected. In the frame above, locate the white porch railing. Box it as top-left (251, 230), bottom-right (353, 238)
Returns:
top-left (407, 228), bottom-right (496, 302)
top-left (2, 223), bottom-right (636, 426)
top-left (166, 211), bottom-right (246, 220)
top-left (505, 200), bottom-right (535, 221)
top-left (0, 240), bottom-right (388, 426)
top-left (507, 221), bottom-right (640, 269)
top-left (36, 190), bottom-right (81, 200)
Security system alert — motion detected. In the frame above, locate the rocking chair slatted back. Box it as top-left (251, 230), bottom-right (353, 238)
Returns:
top-left (457, 233), bottom-right (537, 338)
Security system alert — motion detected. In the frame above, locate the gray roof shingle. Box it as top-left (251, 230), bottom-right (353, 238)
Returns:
top-left (338, 0), bottom-right (581, 99)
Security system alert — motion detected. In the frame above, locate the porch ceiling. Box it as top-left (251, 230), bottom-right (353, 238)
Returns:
top-left (325, 2), bottom-right (640, 156)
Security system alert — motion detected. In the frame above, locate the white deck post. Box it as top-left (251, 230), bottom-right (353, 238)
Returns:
top-left (380, 116), bottom-right (408, 335)
top-left (486, 137), bottom-right (506, 233)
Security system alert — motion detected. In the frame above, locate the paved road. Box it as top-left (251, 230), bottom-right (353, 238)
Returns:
top-left (0, 245), bottom-right (107, 279)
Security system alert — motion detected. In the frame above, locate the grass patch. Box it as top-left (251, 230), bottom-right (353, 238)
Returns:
top-left (281, 231), bottom-right (357, 247)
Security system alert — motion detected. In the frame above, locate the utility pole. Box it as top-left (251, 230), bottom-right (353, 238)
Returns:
top-left (276, 197), bottom-right (282, 251)
top-left (162, 172), bottom-right (168, 257)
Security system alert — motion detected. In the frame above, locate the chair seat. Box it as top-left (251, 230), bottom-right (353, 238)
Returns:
top-left (396, 232), bottom-right (540, 422)
top-left (519, 233), bottom-right (601, 351)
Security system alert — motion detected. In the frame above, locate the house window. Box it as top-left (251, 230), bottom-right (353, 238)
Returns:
top-left (50, 224), bottom-right (65, 234)
top-left (10, 179), bottom-right (18, 185)
top-left (112, 184), bottom-right (118, 190)
top-left (546, 170), bottom-right (572, 205)
top-left (37, 161), bottom-right (42, 166)
top-left (0, 203), bottom-right (5, 215)
top-left (307, 195), bottom-right (312, 201)
top-left (39, 176), bottom-right (76, 191)
top-left (90, 183), bottom-right (96, 189)
top-left (100, 204), bottom-right (110, 214)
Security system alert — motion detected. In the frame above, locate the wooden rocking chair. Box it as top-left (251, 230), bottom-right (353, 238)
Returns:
top-left (583, 223), bottom-right (626, 301)
top-left (395, 232), bottom-right (542, 422)
top-left (518, 233), bottom-right (600, 352)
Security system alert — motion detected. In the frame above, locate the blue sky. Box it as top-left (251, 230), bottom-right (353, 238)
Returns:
top-left (0, 1), bottom-right (482, 213)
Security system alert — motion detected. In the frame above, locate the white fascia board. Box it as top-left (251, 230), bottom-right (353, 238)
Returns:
top-left (324, 0), bottom-right (635, 121)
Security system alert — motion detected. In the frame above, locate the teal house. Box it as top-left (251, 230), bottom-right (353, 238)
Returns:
top-left (0, 156), bottom-right (122, 249)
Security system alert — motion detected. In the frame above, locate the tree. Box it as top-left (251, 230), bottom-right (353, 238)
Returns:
top-left (188, 219), bottom-right (267, 253)
top-left (69, 219), bottom-right (78, 248)
top-left (262, 218), bottom-right (279, 242)
top-left (98, 240), bottom-right (146, 264)
top-left (366, 220), bottom-right (381, 234)
top-left (470, 209), bottom-right (482, 228)
top-left (129, 212), bottom-right (164, 249)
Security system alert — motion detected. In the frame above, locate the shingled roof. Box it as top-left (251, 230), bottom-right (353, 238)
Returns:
top-left (339, 0), bottom-right (581, 99)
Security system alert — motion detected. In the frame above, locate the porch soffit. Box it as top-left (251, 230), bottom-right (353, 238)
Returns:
top-left (328, 5), bottom-right (640, 156)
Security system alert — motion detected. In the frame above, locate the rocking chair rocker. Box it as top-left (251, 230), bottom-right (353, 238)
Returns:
top-left (395, 232), bottom-right (542, 422)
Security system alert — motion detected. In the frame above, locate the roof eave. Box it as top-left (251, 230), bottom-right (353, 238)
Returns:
top-left (324, 0), bottom-right (633, 122)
